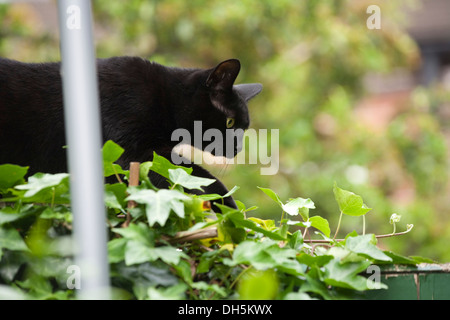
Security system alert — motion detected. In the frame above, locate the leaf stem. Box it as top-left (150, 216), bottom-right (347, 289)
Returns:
top-left (333, 211), bottom-right (343, 240)
top-left (229, 265), bottom-right (252, 290)
top-left (309, 227), bottom-right (414, 243)
top-left (51, 187), bottom-right (56, 209)
top-left (362, 215), bottom-right (366, 235)
top-left (280, 210), bottom-right (285, 227)
top-left (113, 166), bottom-right (124, 184)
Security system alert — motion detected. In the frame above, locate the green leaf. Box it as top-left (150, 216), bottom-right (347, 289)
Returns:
top-left (112, 260), bottom-right (179, 291)
top-left (108, 238), bottom-right (127, 263)
top-left (333, 182), bottom-right (371, 216)
top-left (191, 281), bottom-right (228, 298)
top-left (124, 241), bottom-right (187, 266)
top-left (196, 185), bottom-right (240, 201)
top-left (218, 211), bottom-right (247, 244)
top-left (126, 189), bottom-right (189, 226)
top-left (300, 266), bottom-right (333, 300)
top-left (226, 240), bottom-right (303, 275)
top-left (288, 230), bottom-right (303, 250)
top-left (0, 285), bottom-right (28, 300)
top-left (197, 250), bottom-right (220, 274)
top-left (257, 187), bottom-right (283, 206)
top-left (227, 211), bottom-right (285, 241)
top-left (0, 164), bottom-right (28, 191)
top-left (139, 161), bottom-right (153, 180)
top-left (147, 283), bottom-right (188, 300)
top-left (40, 206), bottom-right (72, 223)
top-left (382, 251), bottom-right (423, 265)
top-left (248, 217), bottom-right (277, 231)
top-left (297, 252), bottom-right (333, 267)
top-left (238, 269), bottom-right (278, 300)
top-left (172, 259), bottom-right (194, 284)
top-left (104, 183), bottom-right (127, 211)
top-left (150, 152), bottom-right (192, 179)
top-left (345, 234), bottom-right (392, 262)
top-left (168, 168), bottom-right (215, 191)
top-left (225, 240), bottom-right (278, 270)
top-left (0, 205), bottom-right (41, 226)
top-left (0, 227), bottom-right (30, 252)
top-left (112, 222), bottom-right (155, 246)
top-left (309, 216), bottom-right (331, 238)
top-left (323, 258), bottom-right (372, 290)
top-left (102, 140), bottom-right (127, 178)
top-left (282, 197), bottom-right (315, 219)
top-left (15, 173), bottom-right (69, 199)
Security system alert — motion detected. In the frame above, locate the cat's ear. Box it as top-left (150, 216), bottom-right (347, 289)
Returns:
top-left (206, 59), bottom-right (241, 91)
top-left (234, 83), bottom-right (263, 102)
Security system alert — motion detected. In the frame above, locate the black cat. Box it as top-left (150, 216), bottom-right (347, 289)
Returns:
top-left (0, 57), bottom-right (262, 208)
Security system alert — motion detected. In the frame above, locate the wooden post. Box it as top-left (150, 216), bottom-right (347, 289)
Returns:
top-left (122, 162), bottom-right (140, 227)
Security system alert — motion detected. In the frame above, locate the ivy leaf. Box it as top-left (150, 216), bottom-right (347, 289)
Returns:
top-left (197, 185), bottom-right (239, 201)
top-left (0, 164), bottom-right (28, 192)
top-left (225, 240), bottom-right (304, 276)
top-left (147, 283), bottom-right (188, 300)
top-left (323, 258), bottom-right (372, 290)
top-left (150, 152), bottom-right (192, 179)
top-left (225, 240), bottom-right (281, 270)
top-left (107, 238), bottom-right (127, 263)
top-left (191, 281), bottom-right (228, 299)
top-left (104, 183), bottom-right (128, 212)
top-left (288, 230), bottom-right (304, 250)
top-left (125, 241), bottom-right (188, 266)
top-left (112, 222), bottom-right (155, 246)
top-left (0, 205), bottom-right (40, 226)
top-left (139, 162), bottom-right (153, 180)
top-left (309, 216), bottom-right (331, 238)
top-left (257, 187), bottom-right (283, 206)
top-left (258, 187), bottom-right (315, 220)
top-left (227, 211), bottom-right (285, 241)
top-left (0, 227), bottom-right (30, 254)
top-left (127, 189), bottom-right (189, 226)
top-left (238, 269), bottom-right (279, 300)
top-left (168, 168), bottom-right (215, 191)
top-left (345, 234), bottom-right (392, 262)
top-left (102, 140), bottom-right (127, 178)
top-left (15, 173), bottom-right (70, 203)
top-left (333, 182), bottom-right (371, 216)
top-left (282, 197), bottom-right (315, 219)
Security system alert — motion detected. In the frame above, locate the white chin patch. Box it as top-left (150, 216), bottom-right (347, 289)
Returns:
top-left (172, 144), bottom-right (233, 166)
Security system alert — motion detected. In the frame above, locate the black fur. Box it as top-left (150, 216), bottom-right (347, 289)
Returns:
top-left (0, 56), bottom-right (262, 208)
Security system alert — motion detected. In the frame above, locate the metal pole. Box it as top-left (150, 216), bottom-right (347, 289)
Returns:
top-left (57, 0), bottom-right (110, 299)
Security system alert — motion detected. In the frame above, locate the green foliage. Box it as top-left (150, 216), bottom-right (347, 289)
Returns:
top-left (0, 141), bottom-right (427, 300)
top-left (0, 0), bottom-right (448, 262)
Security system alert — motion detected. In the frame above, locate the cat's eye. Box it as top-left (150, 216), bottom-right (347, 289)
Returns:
top-left (226, 117), bottom-right (235, 128)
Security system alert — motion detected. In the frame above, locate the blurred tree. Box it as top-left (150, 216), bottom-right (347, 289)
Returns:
top-left (0, 0), bottom-right (448, 261)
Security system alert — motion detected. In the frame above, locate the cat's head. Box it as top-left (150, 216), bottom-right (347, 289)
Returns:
top-left (174, 59), bottom-right (262, 159)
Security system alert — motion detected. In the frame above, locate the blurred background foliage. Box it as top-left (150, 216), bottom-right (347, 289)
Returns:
top-left (1, 0), bottom-right (449, 261)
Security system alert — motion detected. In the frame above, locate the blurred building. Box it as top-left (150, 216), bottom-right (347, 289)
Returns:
top-left (357, 0), bottom-right (450, 131)
top-left (406, 0), bottom-right (450, 86)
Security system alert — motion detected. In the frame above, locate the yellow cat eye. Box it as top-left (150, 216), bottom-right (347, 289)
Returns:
top-left (226, 117), bottom-right (235, 128)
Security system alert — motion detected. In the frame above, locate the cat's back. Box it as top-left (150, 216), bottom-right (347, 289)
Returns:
top-left (0, 58), bottom-right (65, 173)
top-left (0, 57), bottom-right (60, 84)
top-left (0, 58), bottom-right (61, 109)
